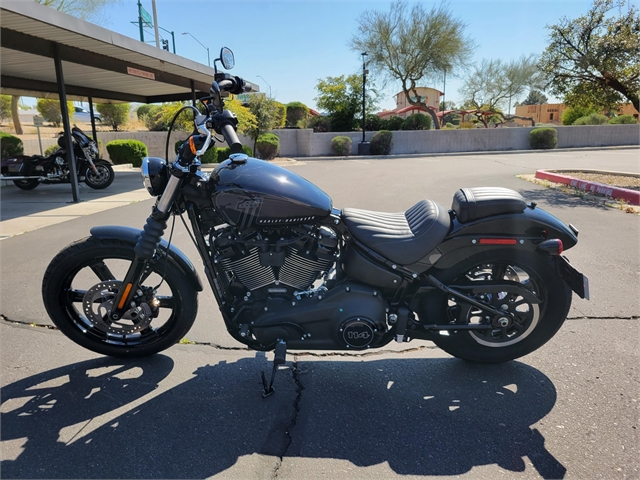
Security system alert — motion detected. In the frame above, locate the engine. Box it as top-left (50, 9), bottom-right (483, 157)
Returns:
top-left (209, 224), bottom-right (388, 350)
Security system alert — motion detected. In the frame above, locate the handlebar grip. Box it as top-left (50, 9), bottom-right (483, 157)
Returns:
top-left (222, 124), bottom-right (243, 154)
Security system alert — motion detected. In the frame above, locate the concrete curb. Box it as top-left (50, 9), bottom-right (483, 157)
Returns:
top-left (292, 145), bottom-right (639, 162)
top-left (535, 169), bottom-right (640, 206)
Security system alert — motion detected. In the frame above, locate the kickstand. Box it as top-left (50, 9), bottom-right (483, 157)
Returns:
top-left (261, 340), bottom-right (287, 398)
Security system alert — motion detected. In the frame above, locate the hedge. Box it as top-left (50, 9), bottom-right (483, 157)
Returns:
top-left (402, 113), bottom-right (432, 130)
top-left (609, 115), bottom-right (637, 124)
top-left (331, 136), bottom-right (352, 156)
top-left (0, 132), bottom-right (24, 159)
top-left (256, 133), bottom-right (279, 160)
top-left (217, 145), bottom-right (254, 162)
top-left (573, 114), bottom-right (608, 125)
top-left (529, 127), bottom-right (557, 150)
top-left (370, 130), bottom-right (393, 155)
top-left (106, 139), bottom-right (148, 167)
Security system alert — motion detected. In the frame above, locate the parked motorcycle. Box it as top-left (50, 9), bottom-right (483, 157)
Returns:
top-left (42, 48), bottom-right (589, 397)
top-left (1, 126), bottom-right (114, 190)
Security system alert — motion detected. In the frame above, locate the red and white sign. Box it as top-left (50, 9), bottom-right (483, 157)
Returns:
top-left (127, 67), bottom-right (155, 80)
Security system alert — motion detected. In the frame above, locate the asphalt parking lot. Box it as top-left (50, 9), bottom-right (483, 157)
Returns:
top-left (1, 148), bottom-right (638, 479)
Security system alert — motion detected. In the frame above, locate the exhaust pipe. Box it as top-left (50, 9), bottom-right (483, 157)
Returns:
top-left (0, 175), bottom-right (44, 181)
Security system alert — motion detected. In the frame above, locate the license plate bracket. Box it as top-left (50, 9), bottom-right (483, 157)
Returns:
top-left (556, 256), bottom-right (590, 300)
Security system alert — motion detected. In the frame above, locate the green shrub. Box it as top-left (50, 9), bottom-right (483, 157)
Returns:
top-left (0, 95), bottom-right (11, 124)
top-left (96, 103), bottom-right (130, 131)
top-left (36, 99), bottom-right (74, 127)
top-left (561, 106), bottom-right (597, 125)
top-left (285, 101), bottom-right (309, 128)
top-left (365, 114), bottom-right (383, 132)
top-left (402, 113), bottom-right (432, 130)
top-left (608, 115), bottom-right (637, 124)
top-left (217, 145), bottom-right (254, 162)
top-left (529, 127), bottom-right (557, 150)
top-left (382, 116), bottom-right (404, 131)
top-left (0, 132), bottom-right (23, 158)
top-left (136, 104), bottom-right (153, 120)
top-left (330, 136), bottom-right (352, 156)
top-left (573, 113), bottom-right (609, 125)
top-left (105, 139), bottom-right (148, 167)
top-left (44, 144), bottom-right (60, 156)
top-left (370, 130), bottom-right (393, 155)
top-left (256, 133), bottom-right (279, 160)
top-left (308, 116), bottom-right (331, 132)
top-left (459, 121), bottom-right (476, 129)
top-left (143, 105), bottom-right (167, 131)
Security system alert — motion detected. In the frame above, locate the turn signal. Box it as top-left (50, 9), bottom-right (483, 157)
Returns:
top-left (189, 136), bottom-right (198, 155)
top-left (537, 239), bottom-right (564, 255)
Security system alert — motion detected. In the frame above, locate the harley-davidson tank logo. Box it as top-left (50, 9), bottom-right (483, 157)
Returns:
top-left (237, 198), bottom-right (263, 229)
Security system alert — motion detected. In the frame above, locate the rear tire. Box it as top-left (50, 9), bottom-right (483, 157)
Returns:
top-left (13, 179), bottom-right (39, 190)
top-left (430, 251), bottom-right (572, 363)
top-left (42, 237), bottom-right (198, 357)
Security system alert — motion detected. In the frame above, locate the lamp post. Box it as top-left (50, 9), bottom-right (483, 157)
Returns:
top-left (182, 32), bottom-right (210, 66)
top-left (358, 52), bottom-right (369, 155)
top-left (159, 27), bottom-right (176, 53)
top-left (257, 75), bottom-right (271, 98)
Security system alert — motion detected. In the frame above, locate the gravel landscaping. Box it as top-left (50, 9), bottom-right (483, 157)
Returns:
top-left (558, 171), bottom-right (640, 191)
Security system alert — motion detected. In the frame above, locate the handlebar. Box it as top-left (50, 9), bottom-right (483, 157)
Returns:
top-left (222, 124), bottom-right (242, 154)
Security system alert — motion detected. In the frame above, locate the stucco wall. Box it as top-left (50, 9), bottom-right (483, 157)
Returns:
top-left (18, 125), bottom-right (639, 159)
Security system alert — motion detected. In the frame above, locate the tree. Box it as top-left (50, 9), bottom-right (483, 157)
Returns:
top-left (36, 98), bottom-right (74, 127)
top-left (539, 0), bottom-right (640, 112)
top-left (0, 95), bottom-right (11, 125)
top-left (246, 95), bottom-right (280, 155)
top-left (460, 55), bottom-right (543, 113)
top-left (350, 1), bottom-right (474, 130)
top-left (314, 74), bottom-right (379, 132)
top-left (96, 103), bottom-right (129, 131)
top-left (225, 97), bottom-right (257, 136)
top-left (285, 102), bottom-right (309, 128)
top-left (519, 90), bottom-right (549, 106)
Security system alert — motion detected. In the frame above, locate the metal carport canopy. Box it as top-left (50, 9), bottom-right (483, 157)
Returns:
top-left (0, 0), bottom-right (257, 103)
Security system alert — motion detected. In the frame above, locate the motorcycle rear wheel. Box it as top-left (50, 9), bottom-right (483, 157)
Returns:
top-left (84, 161), bottom-right (114, 189)
top-left (13, 179), bottom-right (39, 190)
top-left (42, 237), bottom-right (198, 357)
top-left (430, 251), bottom-right (571, 363)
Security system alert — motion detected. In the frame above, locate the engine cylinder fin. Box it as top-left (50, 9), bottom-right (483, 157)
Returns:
top-left (219, 247), bottom-right (276, 291)
top-left (279, 246), bottom-right (334, 290)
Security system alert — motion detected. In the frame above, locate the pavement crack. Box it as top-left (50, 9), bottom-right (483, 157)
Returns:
top-left (294, 344), bottom-right (436, 358)
top-left (1, 315), bottom-right (58, 329)
top-left (567, 315), bottom-right (638, 320)
top-left (272, 355), bottom-right (304, 479)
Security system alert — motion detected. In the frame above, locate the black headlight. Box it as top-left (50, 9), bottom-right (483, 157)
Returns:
top-left (141, 157), bottom-right (169, 196)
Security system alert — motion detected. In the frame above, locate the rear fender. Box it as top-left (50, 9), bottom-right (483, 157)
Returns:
top-left (90, 226), bottom-right (203, 291)
top-left (429, 206), bottom-right (578, 270)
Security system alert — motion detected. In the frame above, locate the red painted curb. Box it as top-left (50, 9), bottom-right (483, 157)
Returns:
top-left (535, 170), bottom-right (640, 206)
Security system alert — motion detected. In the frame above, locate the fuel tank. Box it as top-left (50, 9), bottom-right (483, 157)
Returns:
top-left (210, 156), bottom-right (332, 228)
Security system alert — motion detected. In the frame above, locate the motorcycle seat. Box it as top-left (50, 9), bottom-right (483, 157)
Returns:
top-left (452, 187), bottom-right (527, 223)
top-left (342, 200), bottom-right (450, 266)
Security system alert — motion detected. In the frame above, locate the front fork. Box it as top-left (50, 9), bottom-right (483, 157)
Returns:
top-left (109, 174), bottom-right (183, 320)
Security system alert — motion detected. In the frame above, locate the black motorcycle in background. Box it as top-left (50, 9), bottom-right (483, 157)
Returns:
top-left (1, 126), bottom-right (114, 190)
top-left (42, 48), bottom-right (589, 397)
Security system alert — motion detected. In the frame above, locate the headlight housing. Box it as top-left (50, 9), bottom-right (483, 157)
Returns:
top-left (141, 157), bottom-right (169, 196)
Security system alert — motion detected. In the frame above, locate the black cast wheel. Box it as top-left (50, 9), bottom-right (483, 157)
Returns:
top-left (42, 237), bottom-right (198, 357)
top-left (13, 179), bottom-right (39, 190)
top-left (84, 160), bottom-right (114, 189)
top-left (431, 251), bottom-right (572, 363)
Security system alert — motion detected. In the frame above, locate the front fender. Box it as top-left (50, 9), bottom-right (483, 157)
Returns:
top-left (90, 226), bottom-right (203, 291)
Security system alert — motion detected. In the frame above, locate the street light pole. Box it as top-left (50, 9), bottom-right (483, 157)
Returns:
top-left (358, 52), bottom-right (369, 155)
top-left (182, 32), bottom-right (210, 66)
top-left (257, 75), bottom-right (271, 98)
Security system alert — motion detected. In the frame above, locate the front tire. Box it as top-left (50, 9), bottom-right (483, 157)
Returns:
top-left (84, 160), bottom-right (114, 189)
top-left (42, 237), bottom-right (198, 357)
top-left (13, 179), bottom-right (39, 190)
top-left (430, 251), bottom-right (572, 363)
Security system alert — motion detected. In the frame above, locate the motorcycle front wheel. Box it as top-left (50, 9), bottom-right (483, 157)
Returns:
top-left (42, 237), bottom-right (198, 357)
top-left (13, 179), bottom-right (39, 190)
top-left (84, 160), bottom-right (114, 189)
top-left (430, 251), bottom-right (572, 363)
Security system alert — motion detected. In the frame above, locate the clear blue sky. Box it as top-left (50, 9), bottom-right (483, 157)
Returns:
top-left (93, 0), bottom-right (595, 111)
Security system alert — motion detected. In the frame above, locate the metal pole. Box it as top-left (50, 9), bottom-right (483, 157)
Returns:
top-left (53, 43), bottom-right (80, 203)
top-left (190, 79), bottom-right (196, 107)
top-left (151, 0), bottom-right (160, 48)
top-left (36, 126), bottom-right (43, 155)
top-left (361, 52), bottom-right (367, 143)
top-left (171, 31), bottom-right (176, 54)
top-left (442, 68), bottom-right (446, 111)
top-left (137, 0), bottom-right (144, 42)
top-left (88, 96), bottom-right (98, 149)
top-left (206, 48), bottom-right (210, 68)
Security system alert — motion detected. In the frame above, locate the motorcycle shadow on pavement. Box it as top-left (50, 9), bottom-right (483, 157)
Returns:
top-left (1, 353), bottom-right (565, 479)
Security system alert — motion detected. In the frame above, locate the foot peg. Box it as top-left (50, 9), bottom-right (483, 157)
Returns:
top-left (261, 340), bottom-right (287, 398)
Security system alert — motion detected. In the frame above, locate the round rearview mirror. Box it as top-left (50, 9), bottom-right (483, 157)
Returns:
top-left (220, 47), bottom-right (235, 70)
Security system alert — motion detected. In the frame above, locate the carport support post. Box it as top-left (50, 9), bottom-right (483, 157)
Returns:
top-left (191, 79), bottom-right (196, 107)
top-left (88, 96), bottom-right (98, 147)
top-left (53, 43), bottom-right (80, 203)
